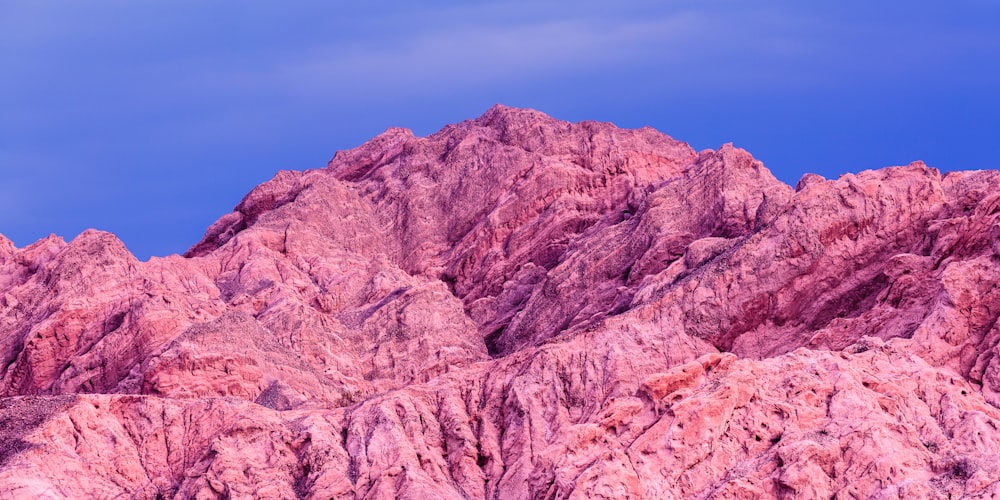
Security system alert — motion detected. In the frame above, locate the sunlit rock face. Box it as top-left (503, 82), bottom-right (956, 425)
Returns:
top-left (3, 105), bottom-right (1000, 498)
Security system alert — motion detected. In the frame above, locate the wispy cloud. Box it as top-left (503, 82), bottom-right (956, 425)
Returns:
top-left (31, 0), bottom-right (992, 111)
top-left (242, 5), bottom-right (826, 99)
top-left (277, 16), bottom-right (694, 89)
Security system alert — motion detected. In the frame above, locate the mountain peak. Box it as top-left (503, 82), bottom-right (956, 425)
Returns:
top-left (476, 103), bottom-right (554, 125)
top-left (4, 109), bottom-right (1000, 498)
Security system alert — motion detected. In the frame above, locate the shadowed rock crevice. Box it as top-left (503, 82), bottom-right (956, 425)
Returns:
top-left (0, 395), bottom-right (75, 467)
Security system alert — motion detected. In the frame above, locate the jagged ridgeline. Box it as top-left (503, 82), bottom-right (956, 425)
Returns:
top-left (2, 105), bottom-right (1000, 498)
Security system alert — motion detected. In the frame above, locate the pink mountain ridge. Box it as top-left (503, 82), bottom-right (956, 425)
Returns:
top-left (2, 105), bottom-right (1000, 498)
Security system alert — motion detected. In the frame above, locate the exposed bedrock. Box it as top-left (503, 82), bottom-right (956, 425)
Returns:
top-left (3, 105), bottom-right (1000, 498)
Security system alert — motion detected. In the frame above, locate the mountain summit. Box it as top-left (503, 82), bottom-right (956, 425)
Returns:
top-left (2, 106), bottom-right (1000, 497)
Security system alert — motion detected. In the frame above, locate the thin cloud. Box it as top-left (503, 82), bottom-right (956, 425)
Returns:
top-left (88, 1), bottom-right (998, 108)
top-left (264, 7), bottom-right (818, 98)
top-left (280, 16), bottom-right (695, 87)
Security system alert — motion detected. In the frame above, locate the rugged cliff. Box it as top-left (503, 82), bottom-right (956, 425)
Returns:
top-left (2, 105), bottom-right (1000, 498)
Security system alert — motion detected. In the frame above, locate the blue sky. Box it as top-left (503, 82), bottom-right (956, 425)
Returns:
top-left (2, 1), bottom-right (999, 259)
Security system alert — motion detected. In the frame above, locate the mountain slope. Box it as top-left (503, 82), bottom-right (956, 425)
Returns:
top-left (2, 105), bottom-right (1000, 498)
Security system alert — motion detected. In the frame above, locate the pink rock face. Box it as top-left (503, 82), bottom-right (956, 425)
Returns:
top-left (2, 104), bottom-right (1000, 498)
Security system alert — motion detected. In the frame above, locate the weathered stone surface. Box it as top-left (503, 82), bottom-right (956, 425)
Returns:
top-left (2, 105), bottom-right (1000, 498)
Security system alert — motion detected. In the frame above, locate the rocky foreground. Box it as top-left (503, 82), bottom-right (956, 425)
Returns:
top-left (3, 105), bottom-right (1000, 498)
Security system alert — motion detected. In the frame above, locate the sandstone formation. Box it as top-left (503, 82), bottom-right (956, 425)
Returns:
top-left (2, 105), bottom-right (1000, 498)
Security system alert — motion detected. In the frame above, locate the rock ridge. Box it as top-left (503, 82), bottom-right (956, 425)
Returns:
top-left (2, 106), bottom-right (1000, 498)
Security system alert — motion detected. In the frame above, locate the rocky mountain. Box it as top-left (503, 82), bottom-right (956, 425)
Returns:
top-left (2, 105), bottom-right (1000, 498)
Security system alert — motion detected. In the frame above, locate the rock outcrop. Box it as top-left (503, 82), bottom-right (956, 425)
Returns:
top-left (2, 105), bottom-right (1000, 498)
